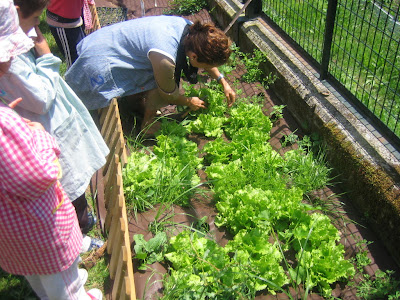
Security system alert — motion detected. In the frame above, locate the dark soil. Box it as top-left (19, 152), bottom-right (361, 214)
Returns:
top-left (94, 1), bottom-right (400, 299)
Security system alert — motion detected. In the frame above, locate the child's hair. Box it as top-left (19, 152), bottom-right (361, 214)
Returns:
top-left (184, 21), bottom-right (232, 66)
top-left (13, 0), bottom-right (49, 18)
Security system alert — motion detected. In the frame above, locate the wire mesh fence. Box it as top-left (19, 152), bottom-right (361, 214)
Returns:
top-left (262, 0), bottom-right (327, 64)
top-left (260, 0), bottom-right (400, 144)
top-left (96, 7), bottom-right (128, 27)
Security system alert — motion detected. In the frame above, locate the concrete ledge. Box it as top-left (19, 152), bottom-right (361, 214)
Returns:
top-left (209, 1), bottom-right (400, 266)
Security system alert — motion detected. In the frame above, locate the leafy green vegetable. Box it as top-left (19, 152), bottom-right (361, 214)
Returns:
top-left (205, 143), bottom-right (286, 196)
top-left (154, 134), bottom-right (203, 170)
top-left (224, 102), bottom-right (272, 139)
top-left (283, 213), bottom-right (355, 295)
top-left (184, 85), bottom-right (228, 118)
top-left (163, 230), bottom-right (257, 299)
top-left (225, 228), bottom-right (289, 293)
top-left (186, 114), bottom-right (228, 138)
top-left (202, 137), bottom-right (234, 164)
top-left (157, 118), bottom-right (189, 137)
top-left (123, 151), bottom-right (159, 212)
top-left (134, 232), bottom-right (168, 270)
top-left (123, 134), bottom-right (202, 213)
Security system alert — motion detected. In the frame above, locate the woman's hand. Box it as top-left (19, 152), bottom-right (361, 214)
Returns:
top-left (205, 67), bottom-right (236, 107)
top-left (221, 80), bottom-right (236, 107)
top-left (187, 97), bottom-right (206, 111)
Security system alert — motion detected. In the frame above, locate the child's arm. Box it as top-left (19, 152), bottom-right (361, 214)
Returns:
top-left (32, 26), bottom-right (51, 58)
top-left (0, 26), bottom-right (62, 115)
top-left (0, 107), bottom-right (60, 200)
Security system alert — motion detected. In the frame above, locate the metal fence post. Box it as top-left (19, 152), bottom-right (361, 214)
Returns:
top-left (245, 0), bottom-right (262, 19)
top-left (320, 0), bottom-right (338, 79)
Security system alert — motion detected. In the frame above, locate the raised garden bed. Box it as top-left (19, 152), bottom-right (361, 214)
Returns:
top-left (90, 1), bottom-right (400, 299)
top-left (117, 53), bottom-right (400, 299)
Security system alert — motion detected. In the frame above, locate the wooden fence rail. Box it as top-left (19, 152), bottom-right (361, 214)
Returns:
top-left (84, 6), bottom-right (136, 299)
top-left (92, 99), bottom-right (136, 300)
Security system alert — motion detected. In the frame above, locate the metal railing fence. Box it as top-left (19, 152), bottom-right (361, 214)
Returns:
top-left (249, 0), bottom-right (400, 145)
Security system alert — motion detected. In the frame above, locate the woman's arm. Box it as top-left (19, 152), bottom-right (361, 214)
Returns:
top-left (149, 51), bottom-right (206, 111)
top-left (205, 66), bottom-right (236, 107)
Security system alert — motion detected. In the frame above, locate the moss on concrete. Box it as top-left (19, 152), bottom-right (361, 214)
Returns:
top-left (321, 122), bottom-right (400, 265)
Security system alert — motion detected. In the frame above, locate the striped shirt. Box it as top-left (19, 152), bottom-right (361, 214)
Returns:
top-left (0, 106), bottom-right (82, 275)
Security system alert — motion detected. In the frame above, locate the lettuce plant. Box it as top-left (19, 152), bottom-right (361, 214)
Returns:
top-left (123, 134), bottom-right (202, 214)
top-left (163, 230), bottom-right (258, 299)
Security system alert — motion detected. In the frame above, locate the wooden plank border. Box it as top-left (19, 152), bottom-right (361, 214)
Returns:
top-left (95, 99), bottom-right (136, 300)
top-left (86, 5), bottom-right (135, 298)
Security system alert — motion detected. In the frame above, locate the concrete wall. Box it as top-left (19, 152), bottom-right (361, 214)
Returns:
top-left (209, 0), bottom-right (400, 266)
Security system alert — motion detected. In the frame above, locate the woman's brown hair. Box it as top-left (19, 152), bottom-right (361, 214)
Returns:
top-left (14, 0), bottom-right (49, 18)
top-left (184, 21), bottom-right (232, 66)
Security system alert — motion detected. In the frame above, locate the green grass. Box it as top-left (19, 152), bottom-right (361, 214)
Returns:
top-left (0, 270), bottom-right (38, 300)
top-left (0, 257), bottom-right (109, 300)
top-left (84, 256), bottom-right (111, 293)
top-left (83, 194), bottom-right (111, 296)
top-left (163, 0), bottom-right (208, 15)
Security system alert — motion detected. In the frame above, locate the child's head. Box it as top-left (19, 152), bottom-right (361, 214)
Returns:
top-left (14, 0), bottom-right (49, 33)
top-left (0, 0), bottom-right (34, 76)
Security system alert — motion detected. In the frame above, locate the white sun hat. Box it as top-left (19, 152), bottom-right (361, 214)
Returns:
top-left (0, 0), bottom-right (34, 63)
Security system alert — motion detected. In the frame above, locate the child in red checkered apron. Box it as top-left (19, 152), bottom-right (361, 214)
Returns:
top-left (0, 0), bottom-right (102, 299)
